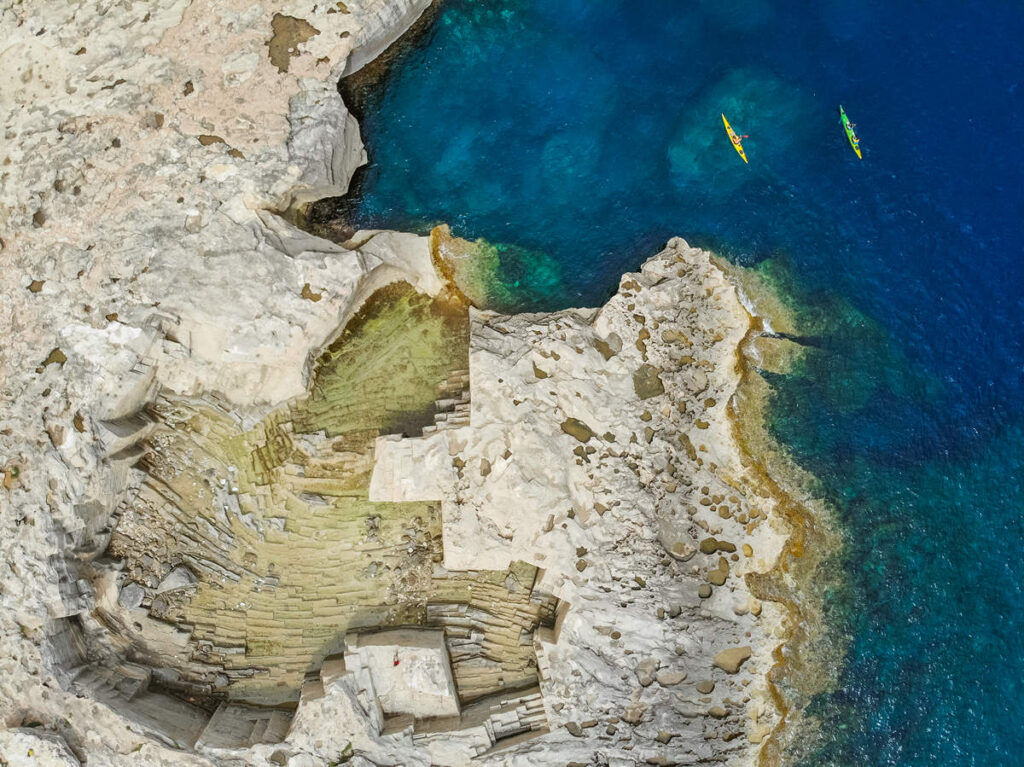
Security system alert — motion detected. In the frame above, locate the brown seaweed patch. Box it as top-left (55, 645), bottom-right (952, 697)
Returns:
top-left (717, 268), bottom-right (846, 767)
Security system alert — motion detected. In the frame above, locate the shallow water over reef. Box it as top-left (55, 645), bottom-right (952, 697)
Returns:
top-left (348, 0), bottom-right (1024, 764)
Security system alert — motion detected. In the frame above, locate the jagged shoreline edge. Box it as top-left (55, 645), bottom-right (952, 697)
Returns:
top-left (720, 262), bottom-right (842, 766)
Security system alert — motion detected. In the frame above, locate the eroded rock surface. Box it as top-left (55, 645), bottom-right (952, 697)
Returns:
top-left (372, 240), bottom-right (791, 761)
top-left (0, 1), bottom-right (794, 766)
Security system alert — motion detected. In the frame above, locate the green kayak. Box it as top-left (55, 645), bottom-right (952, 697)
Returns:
top-left (839, 105), bottom-right (862, 159)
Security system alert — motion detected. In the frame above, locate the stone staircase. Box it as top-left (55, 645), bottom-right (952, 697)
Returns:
top-left (409, 685), bottom-right (550, 758)
top-left (194, 702), bottom-right (293, 750)
top-left (66, 660), bottom-right (210, 750)
top-left (69, 661), bottom-right (150, 703)
top-left (290, 631), bottom-right (549, 761)
top-left (426, 579), bottom-right (561, 704)
top-left (68, 658), bottom-right (295, 752)
top-left (423, 368), bottom-right (471, 435)
top-left (481, 688), bottom-right (549, 746)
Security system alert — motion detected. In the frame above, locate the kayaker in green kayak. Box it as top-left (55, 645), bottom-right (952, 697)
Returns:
top-left (839, 105), bottom-right (862, 159)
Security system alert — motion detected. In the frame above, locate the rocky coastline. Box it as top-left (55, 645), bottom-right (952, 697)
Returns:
top-left (0, 2), bottom-right (815, 765)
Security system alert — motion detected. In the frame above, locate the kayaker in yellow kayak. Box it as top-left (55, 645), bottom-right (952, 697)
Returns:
top-left (722, 114), bottom-right (748, 163)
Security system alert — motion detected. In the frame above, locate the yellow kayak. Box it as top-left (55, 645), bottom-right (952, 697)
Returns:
top-left (722, 113), bottom-right (748, 164)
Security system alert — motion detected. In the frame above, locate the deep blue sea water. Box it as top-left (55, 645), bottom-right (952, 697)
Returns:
top-left (349, 1), bottom-right (1024, 764)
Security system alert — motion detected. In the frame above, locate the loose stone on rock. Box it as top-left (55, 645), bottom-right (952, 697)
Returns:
top-left (656, 670), bottom-right (687, 686)
top-left (713, 646), bottom-right (752, 674)
top-left (117, 582), bottom-right (145, 609)
top-left (636, 658), bottom-right (660, 687)
top-left (632, 364), bottom-right (665, 399)
top-left (564, 721), bottom-right (584, 737)
top-left (561, 418), bottom-right (595, 442)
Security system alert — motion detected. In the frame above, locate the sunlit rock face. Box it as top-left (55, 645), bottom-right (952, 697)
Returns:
top-left (0, 2), bottom-right (795, 766)
top-left (344, 629), bottom-right (461, 718)
top-left (373, 239), bottom-right (792, 764)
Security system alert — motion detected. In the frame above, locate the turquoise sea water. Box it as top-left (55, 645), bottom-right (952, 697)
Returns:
top-left (347, 1), bottom-right (1024, 764)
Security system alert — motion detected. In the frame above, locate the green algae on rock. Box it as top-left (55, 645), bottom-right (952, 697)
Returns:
top-left (429, 224), bottom-right (564, 312)
top-left (104, 282), bottom-right (558, 707)
top-left (297, 281), bottom-right (469, 439)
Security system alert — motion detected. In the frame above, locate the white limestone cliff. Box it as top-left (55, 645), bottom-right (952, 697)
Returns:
top-left (372, 239), bottom-right (789, 764)
top-left (1, 1), bottom-right (434, 764)
top-left (0, 1), bottom-right (794, 765)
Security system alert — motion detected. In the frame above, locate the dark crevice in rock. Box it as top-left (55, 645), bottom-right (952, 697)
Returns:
top-left (292, 2), bottom-right (445, 244)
